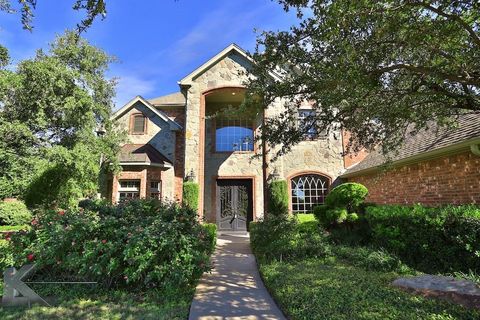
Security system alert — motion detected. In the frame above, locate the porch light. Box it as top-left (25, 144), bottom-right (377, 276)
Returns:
top-left (186, 169), bottom-right (196, 182)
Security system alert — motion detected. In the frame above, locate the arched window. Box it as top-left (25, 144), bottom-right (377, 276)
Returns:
top-left (291, 174), bottom-right (330, 213)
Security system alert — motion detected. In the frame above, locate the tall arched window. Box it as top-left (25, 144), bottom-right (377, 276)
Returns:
top-left (291, 174), bottom-right (330, 213)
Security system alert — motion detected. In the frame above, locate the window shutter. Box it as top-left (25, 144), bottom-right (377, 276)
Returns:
top-left (133, 115), bottom-right (145, 133)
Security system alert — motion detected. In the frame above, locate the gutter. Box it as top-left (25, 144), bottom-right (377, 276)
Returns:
top-left (119, 162), bottom-right (173, 169)
top-left (341, 137), bottom-right (480, 178)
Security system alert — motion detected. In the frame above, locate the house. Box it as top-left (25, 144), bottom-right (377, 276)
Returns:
top-left (108, 43), bottom-right (480, 231)
top-left (108, 44), bottom-right (345, 231)
top-left (342, 114), bottom-right (480, 205)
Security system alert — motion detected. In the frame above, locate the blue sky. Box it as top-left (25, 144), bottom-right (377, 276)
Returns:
top-left (0, 0), bottom-right (297, 109)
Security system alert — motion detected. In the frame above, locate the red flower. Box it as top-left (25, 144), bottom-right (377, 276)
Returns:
top-left (58, 210), bottom-right (65, 216)
top-left (31, 219), bottom-right (38, 226)
top-left (5, 236), bottom-right (11, 242)
top-left (27, 253), bottom-right (35, 262)
top-left (101, 239), bottom-right (107, 244)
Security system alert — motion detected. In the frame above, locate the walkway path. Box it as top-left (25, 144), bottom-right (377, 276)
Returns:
top-left (189, 233), bottom-right (286, 320)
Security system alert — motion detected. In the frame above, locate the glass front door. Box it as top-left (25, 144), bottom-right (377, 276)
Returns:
top-left (216, 179), bottom-right (253, 231)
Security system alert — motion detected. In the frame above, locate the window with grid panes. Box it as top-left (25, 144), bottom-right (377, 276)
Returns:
top-left (215, 118), bottom-right (254, 152)
top-left (291, 174), bottom-right (329, 213)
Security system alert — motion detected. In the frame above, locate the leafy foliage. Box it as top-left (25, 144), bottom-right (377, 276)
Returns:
top-left (259, 259), bottom-right (478, 320)
top-left (7, 199), bottom-right (216, 290)
top-left (313, 183), bottom-right (368, 229)
top-left (267, 180), bottom-right (289, 216)
top-left (363, 204), bottom-right (480, 273)
top-left (0, 0), bottom-right (106, 32)
top-left (0, 31), bottom-right (123, 206)
top-left (0, 200), bottom-right (32, 226)
top-left (182, 182), bottom-right (199, 211)
top-left (246, 0), bottom-right (480, 158)
top-left (250, 215), bottom-right (331, 262)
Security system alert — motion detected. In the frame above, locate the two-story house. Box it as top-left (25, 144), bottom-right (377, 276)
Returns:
top-left (108, 44), bottom-right (346, 231)
top-left (108, 43), bottom-right (480, 231)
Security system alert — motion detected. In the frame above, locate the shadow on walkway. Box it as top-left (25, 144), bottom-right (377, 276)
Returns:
top-left (189, 233), bottom-right (286, 320)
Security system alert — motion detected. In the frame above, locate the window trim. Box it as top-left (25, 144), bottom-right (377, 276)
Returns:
top-left (211, 117), bottom-right (257, 154)
top-left (149, 180), bottom-right (162, 200)
top-left (129, 112), bottom-right (148, 135)
top-left (298, 109), bottom-right (328, 141)
top-left (118, 179), bottom-right (141, 202)
top-left (287, 171), bottom-right (332, 213)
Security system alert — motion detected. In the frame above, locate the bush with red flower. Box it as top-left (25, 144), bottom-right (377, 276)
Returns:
top-left (6, 199), bottom-right (217, 291)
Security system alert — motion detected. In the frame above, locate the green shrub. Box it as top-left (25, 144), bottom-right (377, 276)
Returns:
top-left (0, 238), bottom-right (14, 271)
top-left (325, 182), bottom-right (368, 211)
top-left (313, 183), bottom-right (368, 229)
top-left (10, 200), bottom-right (214, 290)
top-left (0, 200), bottom-right (32, 226)
top-left (202, 223), bottom-right (217, 255)
top-left (182, 182), bottom-right (199, 211)
top-left (364, 204), bottom-right (480, 273)
top-left (250, 216), bottom-right (331, 262)
top-left (267, 180), bottom-right (289, 216)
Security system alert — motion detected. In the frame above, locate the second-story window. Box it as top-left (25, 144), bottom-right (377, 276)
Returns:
top-left (215, 118), bottom-right (254, 152)
top-left (131, 114), bottom-right (146, 134)
top-left (298, 110), bottom-right (327, 140)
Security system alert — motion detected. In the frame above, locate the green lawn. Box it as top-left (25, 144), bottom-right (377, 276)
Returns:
top-left (260, 258), bottom-right (478, 320)
top-left (0, 286), bottom-right (193, 320)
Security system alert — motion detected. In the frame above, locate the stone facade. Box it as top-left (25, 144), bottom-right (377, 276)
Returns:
top-left (110, 46), bottom-right (346, 227)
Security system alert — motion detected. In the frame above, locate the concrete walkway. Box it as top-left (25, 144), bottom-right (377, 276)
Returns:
top-left (189, 233), bottom-right (286, 320)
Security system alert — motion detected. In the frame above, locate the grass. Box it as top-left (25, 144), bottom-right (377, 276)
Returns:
top-left (0, 284), bottom-right (193, 320)
top-left (254, 214), bottom-right (480, 320)
top-left (0, 225), bottom-right (29, 232)
top-left (260, 258), bottom-right (479, 320)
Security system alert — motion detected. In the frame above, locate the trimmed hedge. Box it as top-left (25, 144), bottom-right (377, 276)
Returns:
top-left (182, 182), bottom-right (199, 211)
top-left (364, 204), bottom-right (480, 273)
top-left (202, 223), bottom-right (217, 255)
top-left (250, 216), bottom-right (331, 262)
top-left (0, 200), bottom-right (32, 226)
top-left (267, 180), bottom-right (289, 216)
top-left (314, 183), bottom-right (367, 229)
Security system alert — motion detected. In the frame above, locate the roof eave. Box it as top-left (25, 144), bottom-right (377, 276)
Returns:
top-left (341, 137), bottom-right (480, 178)
top-left (112, 96), bottom-right (182, 131)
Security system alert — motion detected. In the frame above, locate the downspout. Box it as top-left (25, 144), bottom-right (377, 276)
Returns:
top-left (471, 144), bottom-right (480, 156)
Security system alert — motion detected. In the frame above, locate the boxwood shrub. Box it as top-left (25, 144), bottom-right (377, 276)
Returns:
top-left (182, 182), bottom-right (199, 211)
top-left (364, 204), bottom-right (480, 273)
top-left (8, 200), bottom-right (216, 290)
top-left (267, 180), bottom-right (289, 216)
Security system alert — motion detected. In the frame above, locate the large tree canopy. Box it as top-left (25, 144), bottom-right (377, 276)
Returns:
top-left (0, 31), bottom-right (123, 207)
top-left (0, 0), bottom-right (106, 32)
top-left (246, 0), bottom-right (480, 157)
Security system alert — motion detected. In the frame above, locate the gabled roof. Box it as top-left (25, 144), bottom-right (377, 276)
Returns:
top-left (148, 92), bottom-right (186, 106)
top-left (119, 144), bottom-right (173, 168)
top-left (178, 43), bottom-right (282, 86)
top-left (342, 114), bottom-right (480, 177)
top-left (113, 96), bottom-right (182, 131)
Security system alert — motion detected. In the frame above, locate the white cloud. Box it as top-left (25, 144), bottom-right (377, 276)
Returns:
top-left (113, 74), bottom-right (156, 110)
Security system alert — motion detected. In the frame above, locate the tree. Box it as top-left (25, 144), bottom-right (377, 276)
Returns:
top-left (0, 31), bottom-right (123, 207)
top-left (0, 0), bottom-right (106, 32)
top-left (246, 0), bottom-right (480, 157)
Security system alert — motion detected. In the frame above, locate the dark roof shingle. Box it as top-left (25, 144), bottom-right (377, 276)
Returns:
top-left (119, 144), bottom-right (172, 166)
top-left (342, 114), bottom-right (480, 176)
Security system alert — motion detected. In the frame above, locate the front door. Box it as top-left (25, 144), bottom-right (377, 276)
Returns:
top-left (216, 179), bottom-right (253, 231)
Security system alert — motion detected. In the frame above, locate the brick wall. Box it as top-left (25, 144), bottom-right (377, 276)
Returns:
top-left (158, 107), bottom-right (185, 202)
top-left (348, 151), bottom-right (480, 205)
top-left (111, 166), bottom-right (163, 203)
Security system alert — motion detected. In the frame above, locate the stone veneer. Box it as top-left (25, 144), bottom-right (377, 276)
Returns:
top-left (182, 51), bottom-right (345, 222)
